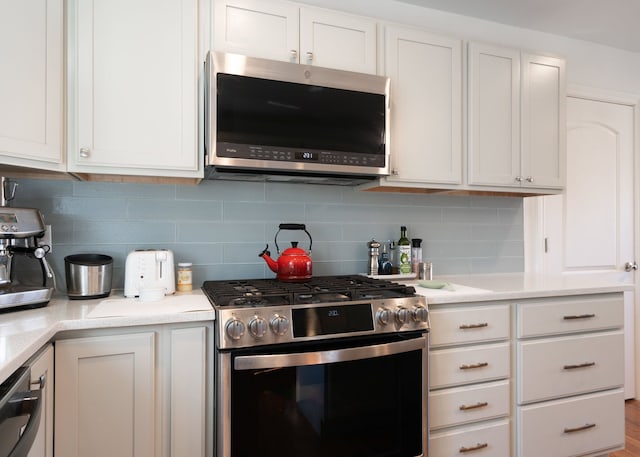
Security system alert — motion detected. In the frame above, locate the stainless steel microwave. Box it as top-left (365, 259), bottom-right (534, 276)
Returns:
top-left (204, 51), bottom-right (391, 185)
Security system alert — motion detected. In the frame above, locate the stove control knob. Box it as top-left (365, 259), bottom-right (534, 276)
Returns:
top-left (270, 314), bottom-right (290, 336)
top-left (248, 316), bottom-right (268, 338)
top-left (412, 305), bottom-right (429, 323)
top-left (225, 318), bottom-right (246, 341)
top-left (376, 307), bottom-right (392, 326)
top-left (395, 306), bottom-right (409, 325)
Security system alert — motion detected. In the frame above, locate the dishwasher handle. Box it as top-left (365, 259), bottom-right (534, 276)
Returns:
top-left (6, 389), bottom-right (42, 457)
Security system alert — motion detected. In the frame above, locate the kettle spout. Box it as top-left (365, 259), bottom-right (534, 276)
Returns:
top-left (259, 244), bottom-right (279, 273)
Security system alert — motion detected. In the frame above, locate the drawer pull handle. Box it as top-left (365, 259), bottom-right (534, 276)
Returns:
top-left (563, 313), bottom-right (596, 320)
top-left (459, 322), bottom-right (489, 330)
top-left (564, 423), bottom-right (596, 434)
top-left (459, 362), bottom-right (489, 370)
top-left (459, 401), bottom-right (489, 411)
top-left (459, 443), bottom-right (489, 453)
top-left (563, 362), bottom-right (596, 370)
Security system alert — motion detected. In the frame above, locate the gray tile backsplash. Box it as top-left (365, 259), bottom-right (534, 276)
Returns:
top-left (13, 178), bottom-right (524, 291)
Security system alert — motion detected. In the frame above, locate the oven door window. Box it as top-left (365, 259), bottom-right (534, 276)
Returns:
top-left (230, 337), bottom-right (425, 457)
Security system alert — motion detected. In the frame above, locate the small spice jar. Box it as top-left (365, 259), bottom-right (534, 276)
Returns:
top-left (177, 262), bottom-right (193, 292)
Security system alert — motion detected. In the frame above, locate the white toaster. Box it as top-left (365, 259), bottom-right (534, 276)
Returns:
top-left (124, 249), bottom-right (175, 297)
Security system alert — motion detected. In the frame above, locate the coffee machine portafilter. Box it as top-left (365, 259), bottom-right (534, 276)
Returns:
top-left (0, 178), bottom-right (54, 311)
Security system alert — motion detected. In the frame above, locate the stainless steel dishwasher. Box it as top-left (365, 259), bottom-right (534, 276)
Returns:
top-left (0, 366), bottom-right (42, 457)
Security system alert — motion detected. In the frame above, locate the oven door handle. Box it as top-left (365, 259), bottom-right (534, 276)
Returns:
top-left (4, 389), bottom-right (42, 457)
top-left (234, 337), bottom-right (426, 370)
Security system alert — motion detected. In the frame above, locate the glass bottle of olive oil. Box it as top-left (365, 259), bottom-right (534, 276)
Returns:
top-left (397, 226), bottom-right (412, 274)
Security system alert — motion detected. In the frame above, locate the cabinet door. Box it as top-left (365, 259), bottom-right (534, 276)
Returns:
top-left (518, 331), bottom-right (624, 404)
top-left (518, 389), bottom-right (624, 457)
top-left (429, 342), bottom-right (510, 389)
top-left (429, 304), bottom-right (510, 347)
top-left (27, 345), bottom-right (54, 457)
top-left (68, 0), bottom-right (200, 178)
top-left (0, 0), bottom-right (63, 171)
top-left (299, 7), bottom-right (376, 74)
top-left (55, 333), bottom-right (156, 457)
top-left (384, 26), bottom-right (462, 184)
top-left (521, 53), bottom-right (566, 188)
top-left (430, 419), bottom-right (510, 457)
top-left (468, 42), bottom-right (521, 187)
top-left (214, 0), bottom-right (299, 62)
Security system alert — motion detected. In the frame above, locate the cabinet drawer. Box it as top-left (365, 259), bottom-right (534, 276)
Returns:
top-left (430, 380), bottom-right (509, 430)
top-left (430, 419), bottom-right (510, 457)
top-left (430, 342), bottom-right (510, 389)
top-left (518, 330), bottom-right (624, 403)
top-left (517, 293), bottom-right (623, 338)
top-left (429, 305), bottom-right (510, 347)
top-left (518, 389), bottom-right (625, 457)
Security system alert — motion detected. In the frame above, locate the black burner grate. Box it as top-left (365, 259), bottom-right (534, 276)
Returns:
top-left (202, 275), bottom-right (416, 307)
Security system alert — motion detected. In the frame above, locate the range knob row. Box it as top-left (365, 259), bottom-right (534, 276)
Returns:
top-left (376, 305), bottom-right (428, 326)
top-left (225, 314), bottom-right (290, 340)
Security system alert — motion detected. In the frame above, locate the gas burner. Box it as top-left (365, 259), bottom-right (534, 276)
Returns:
top-left (202, 275), bottom-right (417, 308)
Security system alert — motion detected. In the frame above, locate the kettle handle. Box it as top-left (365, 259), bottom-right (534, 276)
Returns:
top-left (275, 224), bottom-right (313, 254)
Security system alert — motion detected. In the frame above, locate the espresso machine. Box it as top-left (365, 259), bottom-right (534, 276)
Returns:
top-left (0, 178), bottom-right (54, 311)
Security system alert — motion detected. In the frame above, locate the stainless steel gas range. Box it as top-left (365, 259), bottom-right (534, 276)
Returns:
top-left (202, 275), bottom-right (430, 457)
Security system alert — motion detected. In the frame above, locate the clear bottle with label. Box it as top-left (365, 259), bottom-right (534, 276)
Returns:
top-left (177, 262), bottom-right (193, 292)
top-left (378, 242), bottom-right (393, 275)
top-left (389, 241), bottom-right (397, 274)
top-left (397, 226), bottom-right (412, 274)
top-left (411, 238), bottom-right (422, 274)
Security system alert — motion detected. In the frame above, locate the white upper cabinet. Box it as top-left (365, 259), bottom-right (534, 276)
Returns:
top-left (0, 0), bottom-right (64, 172)
top-left (67, 0), bottom-right (202, 179)
top-left (521, 53), bottom-right (566, 189)
top-left (468, 42), bottom-right (566, 190)
top-left (382, 26), bottom-right (463, 186)
top-left (214, 0), bottom-right (377, 74)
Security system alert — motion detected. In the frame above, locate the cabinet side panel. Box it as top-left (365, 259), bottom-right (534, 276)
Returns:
top-left (170, 327), bottom-right (207, 457)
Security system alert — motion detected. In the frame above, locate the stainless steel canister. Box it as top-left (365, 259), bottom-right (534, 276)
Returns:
top-left (64, 254), bottom-right (113, 299)
top-left (418, 262), bottom-right (432, 280)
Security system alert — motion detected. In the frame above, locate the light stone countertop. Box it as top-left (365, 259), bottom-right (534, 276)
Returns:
top-left (0, 273), bottom-right (633, 384)
top-left (0, 289), bottom-right (214, 384)
top-left (408, 272), bottom-right (633, 304)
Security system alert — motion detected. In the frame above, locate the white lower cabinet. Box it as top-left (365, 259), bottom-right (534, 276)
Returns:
top-left (428, 302), bottom-right (511, 454)
top-left (515, 293), bottom-right (625, 457)
top-left (54, 323), bottom-right (212, 457)
top-left (428, 292), bottom-right (626, 456)
top-left (55, 332), bottom-right (156, 457)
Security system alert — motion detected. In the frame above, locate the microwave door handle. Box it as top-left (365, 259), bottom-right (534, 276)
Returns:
top-left (7, 389), bottom-right (42, 457)
top-left (234, 337), bottom-right (425, 371)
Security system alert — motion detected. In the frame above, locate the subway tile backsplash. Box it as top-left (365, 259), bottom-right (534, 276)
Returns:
top-left (13, 178), bottom-right (524, 290)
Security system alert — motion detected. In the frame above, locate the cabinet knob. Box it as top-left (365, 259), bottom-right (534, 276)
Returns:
top-left (306, 51), bottom-right (313, 63)
top-left (79, 147), bottom-right (91, 158)
top-left (391, 169), bottom-right (399, 176)
top-left (514, 176), bottom-right (523, 183)
top-left (30, 374), bottom-right (46, 390)
top-left (525, 176), bottom-right (534, 183)
top-left (290, 49), bottom-right (298, 61)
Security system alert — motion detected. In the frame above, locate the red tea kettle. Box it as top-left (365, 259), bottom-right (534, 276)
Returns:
top-left (259, 223), bottom-right (312, 282)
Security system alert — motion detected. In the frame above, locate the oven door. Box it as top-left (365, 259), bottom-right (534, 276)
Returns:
top-left (217, 333), bottom-right (428, 457)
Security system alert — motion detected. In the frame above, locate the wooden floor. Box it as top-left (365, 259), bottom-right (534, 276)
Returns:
top-left (610, 400), bottom-right (640, 457)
